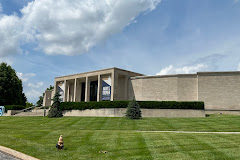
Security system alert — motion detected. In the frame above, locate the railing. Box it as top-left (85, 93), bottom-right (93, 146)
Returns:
top-left (14, 105), bottom-right (36, 115)
top-left (13, 106), bottom-right (49, 116)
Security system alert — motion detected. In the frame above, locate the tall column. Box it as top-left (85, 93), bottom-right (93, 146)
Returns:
top-left (74, 78), bottom-right (77, 102)
top-left (97, 74), bottom-right (102, 102)
top-left (111, 71), bottom-right (115, 101)
top-left (54, 80), bottom-right (57, 95)
top-left (64, 80), bottom-right (67, 102)
top-left (85, 76), bottom-right (90, 102)
top-left (67, 83), bottom-right (70, 102)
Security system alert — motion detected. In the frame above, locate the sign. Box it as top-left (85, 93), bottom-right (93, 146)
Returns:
top-left (102, 80), bottom-right (111, 101)
top-left (58, 83), bottom-right (65, 102)
top-left (0, 106), bottom-right (4, 116)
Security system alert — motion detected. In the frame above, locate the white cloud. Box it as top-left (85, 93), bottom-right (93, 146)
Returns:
top-left (25, 89), bottom-right (42, 101)
top-left (27, 82), bottom-right (44, 88)
top-left (17, 72), bottom-right (36, 82)
top-left (0, 57), bottom-right (14, 65)
top-left (0, 15), bottom-right (24, 57)
top-left (0, 0), bottom-right (161, 56)
top-left (25, 82), bottom-right (45, 103)
top-left (17, 72), bottom-right (45, 103)
top-left (237, 63), bottom-right (240, 71)
top-left (156, 64), bottom-right (208, 75)
top-left (234, 0), bottom-right (239, 3)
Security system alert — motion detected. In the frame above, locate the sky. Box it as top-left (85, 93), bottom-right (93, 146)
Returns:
top-left (0, 0), bottom-right (240, 103)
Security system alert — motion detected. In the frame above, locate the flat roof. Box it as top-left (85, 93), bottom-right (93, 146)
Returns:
top-left (131, 71), bottom-right (240, 79)
top-left (55, 67), bottom-right (144, 79)
top-left (131, 74), bottom-right (197, 79)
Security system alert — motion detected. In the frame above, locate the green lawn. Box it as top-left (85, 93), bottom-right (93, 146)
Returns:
top-left (0, 115), bottom-right (240, 159)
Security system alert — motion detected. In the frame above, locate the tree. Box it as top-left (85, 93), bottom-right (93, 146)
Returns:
top-left (36, 94), bottom-right (44, 107)
top-left (0, 63), bottom-right (27, 106)
top-left (125, 99), bottom-right (142, 119)
top-left (47, 85), bottom-right (54, 90)
top-left (48, 92), bottom-right (63, 118)
top-left (26, 101), bottom-right (34, 108)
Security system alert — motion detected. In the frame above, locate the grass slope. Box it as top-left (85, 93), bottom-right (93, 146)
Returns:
top-left (0, 115), bottom-right (240, 159)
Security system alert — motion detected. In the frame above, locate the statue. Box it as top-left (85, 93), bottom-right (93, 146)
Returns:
top-left (56, 135), bottom-right (64, 150)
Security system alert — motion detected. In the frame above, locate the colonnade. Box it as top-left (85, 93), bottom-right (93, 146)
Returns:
top-left (54, 73), bottom-right (114, 102)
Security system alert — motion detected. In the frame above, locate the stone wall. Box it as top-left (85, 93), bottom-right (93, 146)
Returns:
top-left (129, 71), bottom-right (240, 111)
top-left (177, 75), bottom-right (198, 101)
top-left (129, 75), bottom-right (195, 101)
top-left (198, 72), bottom-right (240, 110)
top-left (62, 108), bottom-right (205, 117)
top-left (43, 90), bottom-right (52, 107)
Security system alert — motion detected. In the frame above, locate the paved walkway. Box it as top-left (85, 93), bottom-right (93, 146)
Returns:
top-left (137, 130), bottom-right (240, 134)
top-left (0, 146), bottom-right (39, 160)
top-left (0, 151), bottom-right (20, 160)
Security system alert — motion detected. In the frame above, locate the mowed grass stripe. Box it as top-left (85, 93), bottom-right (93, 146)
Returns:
top-left (1, 115), bottom-right (240, 132)
top-left (142, 132), bottom-right (193, 159)
top-left (0, 115), bottom-right (240, 159)
top-left (188, 134), bottom-right (233, 159)
top-left (141, 132), bottom-right (240, 160)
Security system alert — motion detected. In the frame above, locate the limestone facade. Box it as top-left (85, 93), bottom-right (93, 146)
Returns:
top-left (43, 68), bottom-right (240, 111)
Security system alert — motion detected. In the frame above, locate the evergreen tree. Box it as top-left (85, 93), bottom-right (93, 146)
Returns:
top-left (125, 99), bottom-right (142, 119)
top-left (48, 92), bottom-right (63, 118)
top-left (0, 63), bottom-right (27, 106)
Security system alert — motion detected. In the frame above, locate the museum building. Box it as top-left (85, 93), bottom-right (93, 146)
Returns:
top-left (43, 67), bottom-right (240, 112)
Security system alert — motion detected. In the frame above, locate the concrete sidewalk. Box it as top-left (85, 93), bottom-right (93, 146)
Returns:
top-left (0, 146), bottom-right (39, 160)
top-left (0, 150), bottom-right (20, 160)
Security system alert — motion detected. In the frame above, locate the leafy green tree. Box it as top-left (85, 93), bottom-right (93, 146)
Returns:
top-left (0, 63), bottom-right (27, 106)
top-left (125, 99), bottom-right (142, 119)
top-left (36, 94), bottom-right (44, 107)
top-left (26, 101), bottom-right (34, 108)
top-left (47, 85), bottom-right (54, 90)
top-left (48, 92), bottom-right (63, 118)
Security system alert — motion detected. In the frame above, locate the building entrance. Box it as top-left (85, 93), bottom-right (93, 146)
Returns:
top-left (90, 81), bottom-right (98, 101)
top-left (81, 82), bottom-right (85, 102)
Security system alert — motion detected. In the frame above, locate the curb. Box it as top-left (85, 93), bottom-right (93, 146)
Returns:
top-left (0, 146), bottom-right (40, 160)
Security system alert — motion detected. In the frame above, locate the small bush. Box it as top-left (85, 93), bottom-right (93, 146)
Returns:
top-left (4, 105), bottom-right (25, 113)
top-left (125, 100), bottom-right (142, 119)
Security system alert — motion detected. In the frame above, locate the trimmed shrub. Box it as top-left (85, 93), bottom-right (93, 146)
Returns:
top-left (125, 100), bottom-right (142, 119)
top-left (60, 101), bottom-right (204, 110)
top-left (137, 101), bottom-right (204, 110)
top-left (4, 105), bottom-right (25, 113)
top-left (60, 101), bottom-right (129, 110)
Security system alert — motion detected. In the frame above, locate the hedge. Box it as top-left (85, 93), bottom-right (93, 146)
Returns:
top-left (60, 101), bottom-right (204, 111)
top-left (4, 105), bottom-right (26, 112)
top-left (60, 101), bottom-right (129, 110)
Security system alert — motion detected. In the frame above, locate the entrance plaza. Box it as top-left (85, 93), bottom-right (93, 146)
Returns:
top-left (43, 67), bottom-right (240, 112)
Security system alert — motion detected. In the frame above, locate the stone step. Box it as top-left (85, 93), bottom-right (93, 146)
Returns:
top-left (13, 110), bottom-right (48, 116)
